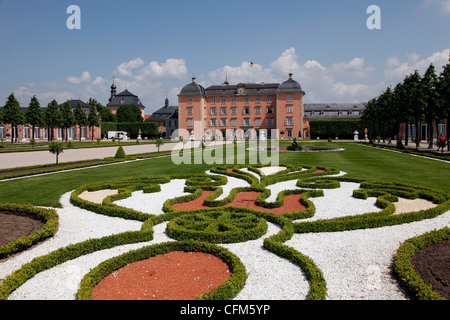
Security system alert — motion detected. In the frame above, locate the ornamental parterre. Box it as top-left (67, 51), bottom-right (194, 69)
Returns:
top-left (0, 164), bottom-right (449, 300)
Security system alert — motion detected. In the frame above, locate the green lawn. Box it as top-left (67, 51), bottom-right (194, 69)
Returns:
top-left (0, 142), bottom-right (448, 207)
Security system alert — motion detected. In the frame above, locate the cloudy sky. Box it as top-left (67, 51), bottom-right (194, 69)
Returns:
top-left (0, 0), bottom-right (449, 114)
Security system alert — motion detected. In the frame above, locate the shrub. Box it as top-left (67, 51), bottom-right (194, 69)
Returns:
top-left (114, 146), bottom-right (126, 159)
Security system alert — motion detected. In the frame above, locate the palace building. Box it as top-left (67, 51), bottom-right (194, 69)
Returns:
top-left (106, 80), bottom-right (146, 119)
top-left (178, 73), bottom-right (306, 140)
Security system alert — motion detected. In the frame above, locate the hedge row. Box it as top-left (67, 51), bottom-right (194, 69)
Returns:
top-left (393, 227), bottom-right (449, 300)
top-left (309, 119), bottom-right (365, 139)
top-left (0, 204), bottom-right (59, 259)
top-left (76, 240), bottom-right (247, 300)
top-left (101, 122), bottom-right (159, 139)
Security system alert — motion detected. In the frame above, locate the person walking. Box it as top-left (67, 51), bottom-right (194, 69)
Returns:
top-left (437, 133), bottom-right (445, 152)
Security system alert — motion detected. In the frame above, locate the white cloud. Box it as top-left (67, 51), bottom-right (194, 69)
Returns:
top-left (424, 0), bottom-right (450, 13)
top-left (67, 71), bottom-right (91, 84)
top-left (116, 58), bottom-right (145, 77)
top-left (331, 57), bottom-right (375, 78)
top-left (384, 48), bottom-right (450, 81)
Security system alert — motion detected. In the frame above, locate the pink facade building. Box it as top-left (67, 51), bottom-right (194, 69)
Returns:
top-left (178, 73), bottom-right (306, 140)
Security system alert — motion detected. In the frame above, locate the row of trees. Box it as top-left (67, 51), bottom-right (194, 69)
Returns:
top-left (361, 59), bottom-right (450, 150)
top-left (0, 93), bottom-right (99, 142)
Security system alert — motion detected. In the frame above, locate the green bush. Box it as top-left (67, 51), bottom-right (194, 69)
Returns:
top-left (114, 146), bottom-right (126, 159)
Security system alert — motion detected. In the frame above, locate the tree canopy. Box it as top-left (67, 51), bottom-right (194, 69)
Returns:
top-left (116, 104), bottom-right (143, 123)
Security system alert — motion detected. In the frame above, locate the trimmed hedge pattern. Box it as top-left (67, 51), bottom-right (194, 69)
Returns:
top-left (393, 227), bottom-right (449, 300)
top-left (1, 162), bottom-right (449, 300)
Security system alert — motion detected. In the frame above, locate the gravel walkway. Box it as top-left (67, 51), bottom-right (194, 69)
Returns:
top-left (1, 167), bottom-right (449, 300)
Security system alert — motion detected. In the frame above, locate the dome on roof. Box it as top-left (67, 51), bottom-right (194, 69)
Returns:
top-left (278, 73), bottom-right (304, 92)
top-left (180, 78), bottom-right (205, 95)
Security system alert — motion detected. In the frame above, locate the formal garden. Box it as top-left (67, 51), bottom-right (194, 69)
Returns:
top-left (0, 141), bottom-right (448, 301)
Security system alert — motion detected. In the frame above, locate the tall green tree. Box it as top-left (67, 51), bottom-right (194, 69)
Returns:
top-left (44, 99), bottom-right (62, 141)
top-left (437, 58), bottom-right (450, 150)
top-left (87, 105), bottom-right (99, 141)
top-left (3, 93), bottom-right (25, 143)
top-left (403, 71), bottom-right (425, 149)
top-left (74, 102), bottom-right (88, 141)
top-left (25, 95), bottom-right (45, 140)
top-left (421, 64), bottom-right (440, 149)
top-left (116, 104), bottom-right (143, 122)
top-left (88, 98), bottom-right (115, 122)
top-left (60, 100), bottom-right (76, 141)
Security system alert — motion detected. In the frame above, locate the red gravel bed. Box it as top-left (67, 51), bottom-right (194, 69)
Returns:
top-left (92, 251), bottom-right (232, 300)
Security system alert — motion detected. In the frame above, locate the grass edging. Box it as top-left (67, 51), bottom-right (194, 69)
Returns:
top-left (393, 227), bottom-right (449, 300)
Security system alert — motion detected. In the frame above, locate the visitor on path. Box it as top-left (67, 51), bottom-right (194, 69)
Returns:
top-left (437, 134), bottom-right (446, 152)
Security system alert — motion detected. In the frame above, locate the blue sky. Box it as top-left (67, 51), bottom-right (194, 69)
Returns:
top-left (1, 0), bottom-right (449, 114)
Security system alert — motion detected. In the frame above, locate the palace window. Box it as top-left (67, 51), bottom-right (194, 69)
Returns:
top-left (220, 107), bottom-right (228, 115)
top-left (211, 98), bottom-right (216, 105)
top-left (187, 98), bottom-right (193, 104)
top-left (243, 118), bottom-right (251, 126)
top-left (286, 105), bottom-right (293, 113)
top-left (265, 118), bottom-right (274, 126)
top-left (267, 97), bottom-right (273, 103)
top-left (285, 118), bottom-right (295, 126)
top-left (187, 119), bottom-right (193, 127)
top-left (255, 118), bottom-right (261, 126)
top-left (245, 97), bottom-right (250, 104)
top-left (231, 107), bottom-right (237, 115)
top-left (210, 108), bottom-right (217, 115)
top-left (266, 107), bottom-right (273, 114)
top-left (255, 106), bottom-right (261, 114)
top-left (187, 107), bottom-right (193, 115)
top-left (287, 95), bottom-right (293, 102)
top-left (24, 125), bottom-right (30, 139)
top-left (255, 97), bottom-right (261, 104)
top-left (221, 98), bottom-right (227, 104)
top-left (220, 119), bottom-right (228, 127)
top-left (209, 119), bottom-right (217, 127)
top-left (242, 107), bottom-right (251, 115)
top-left (231, 118), bottom-right (237, 127)
top-left (287, 128), bottom-right (293, 138)
top-left (231, 98), bottom-right (236, 105)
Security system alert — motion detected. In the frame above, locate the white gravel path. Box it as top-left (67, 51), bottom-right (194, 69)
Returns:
top-left (1, 167), bottom-right (449, 301)
top-left (114, 179), bottom-right (190, 215)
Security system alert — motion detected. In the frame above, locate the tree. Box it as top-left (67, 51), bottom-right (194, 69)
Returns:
top-left (25, 96), bottom-right (45, 140)
top-left (88, 98), bottom-right (115, 122)
top-left (403, 71), bottom-right (425, 149)
top-left (60, 100), bottom-right (76, 141)
top-left (87, 105), bottom-right (99, 141)
top-left (3, 93), bottom-right (25, 143)
top-left (49, 142), bottom-right (64, 164)
top-left (74, 102), bottom-right (88, 141)
top-left (437, 58), bottom-right (450, 151)
top-left (44, 100), bottom-right (63, 141)
top-left (155, 137), bottom-right (164, 152)
top-left (421, 64), bottom-right (440, 149)
top-left (116, 104), bottom-right (143, 123)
